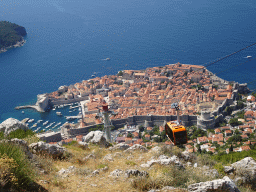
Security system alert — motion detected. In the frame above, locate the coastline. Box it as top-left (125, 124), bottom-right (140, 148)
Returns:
top-left (0, 38), bottom-right (26, 54)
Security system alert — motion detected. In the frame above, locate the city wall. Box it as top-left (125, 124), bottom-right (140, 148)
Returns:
top-left (50, 96), bottom-right (89, 105)
top-left (64, 115), bottom-right (197, 138)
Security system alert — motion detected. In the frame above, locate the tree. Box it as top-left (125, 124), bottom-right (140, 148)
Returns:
top-left (139, 125), bottom-right (144, 132)
top-left (225, 106), bottom-right (233, 116)
top-left (127, 132), bottom-right (133, 138)
top-left (229, 118), bottom-right (243, 127)
top-left (197, 144), bottom-right (201, 153)
top-left (228, 135), bottom-right (242, 143)
top-left (117, 71), bottom-right (123, 76)
top-left (229, 144), bottom-right (233, 152)
top-left (237, 101), bottom-right (244, 109)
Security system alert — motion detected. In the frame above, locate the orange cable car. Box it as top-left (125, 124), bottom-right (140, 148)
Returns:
top-left (165, 121), bottom-right (188, 145)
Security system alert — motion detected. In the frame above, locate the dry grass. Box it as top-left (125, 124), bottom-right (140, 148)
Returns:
top-left (33, 143), bottom-right (256, 192)
top-left (35, 144), bottom-right (151, 192)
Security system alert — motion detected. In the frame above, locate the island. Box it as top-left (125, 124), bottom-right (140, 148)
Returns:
top-left (0, 21), bottom-right (27, 53)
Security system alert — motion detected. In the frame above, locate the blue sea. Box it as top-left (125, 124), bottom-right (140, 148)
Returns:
top-left (0, 0), bottom-right (256, 129)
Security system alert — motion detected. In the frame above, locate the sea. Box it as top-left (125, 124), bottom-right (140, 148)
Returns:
top-left (0, 0), bottom-right (256, 131)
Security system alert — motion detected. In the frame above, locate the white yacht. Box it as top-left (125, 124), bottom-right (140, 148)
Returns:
top-left (28, 119), bottom-right (34, 123)
top-left (56, 112), bottom-right (62, 116)
top-left (43, 121), bottom-right (49, 126)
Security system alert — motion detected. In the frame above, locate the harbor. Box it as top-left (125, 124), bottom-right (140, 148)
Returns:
top-left (19, 102), bottom-right (82, 133)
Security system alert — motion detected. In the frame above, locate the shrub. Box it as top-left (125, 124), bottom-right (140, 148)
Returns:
top-left (0, 154), bottom-right (18, 189)
top-left (211, 150), bottom-right (256, 164)
top-left (125, 160), bottom-right (137, 166)
top-left (214, 163), bottom-right (225, 176)
top-left (229, 118), bottom-right (243, 126)
top-left (7, 129), bottom-right (35, 139)
top-left (97, 163), bottom-right (108, 169)
top-left (0, 132), bottom-right (4, 139)
top-left (131, 165), bottom-right (213, 191)
top-left (0, 142), bottom-right (35, 190)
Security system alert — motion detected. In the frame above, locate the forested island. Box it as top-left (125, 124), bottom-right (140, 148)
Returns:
top-left (0, 21), bottom-right (27, 53)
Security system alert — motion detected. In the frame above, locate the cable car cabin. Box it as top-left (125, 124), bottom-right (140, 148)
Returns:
top-left (165, 121), bottom-right (187, 145)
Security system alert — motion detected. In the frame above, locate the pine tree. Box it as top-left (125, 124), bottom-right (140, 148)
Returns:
top-left (229, 144), bottom-right (233, 152)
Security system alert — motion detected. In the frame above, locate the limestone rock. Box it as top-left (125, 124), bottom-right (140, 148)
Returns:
top-left (103, 154), bottom-right (114, 161)
top-left (83, 154), bottom-right (96, 160)
top-left (124, 144), bottom-right (148, 153)
top-left (113, 152), bottom-right (123, 157)
top-left (29, 141), bottom-right (66, 158)
top-left (58, 166), bottom-right (76, 177)
top-left (83, 131), bottom-right (108, 147)
top-left (109, 169), bottom-right (124, 177)
top-left (231, 157), bottom-right (256, 184)
top-left (181, 151), bottom-right (191, 161)
top-left (188, 176), bottom-right (240, 192)
top-left (0, 118), bottom-right (28, 135)
top-left (161, 186), bottom-right (180, 192)
top-left (224, 166), bottom-right (234, 174)
top-left (125, 169), bottom-right (148, 178)
top-left (150, 146), bottom-right (161, 153)
top-left (203, 169), bottom-right (219, 178)
top-left (10, 138), bottom-right (28, 147)
top-left (234, 177), bottom-right (246, 185)
top-left (141, 155), bottom-right (183, 168)
top-left (92, 170), bottom-right (99, 176)
top-left (109, 143), bottom-right (130, 151)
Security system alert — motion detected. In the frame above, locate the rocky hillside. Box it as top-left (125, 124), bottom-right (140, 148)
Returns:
top-left (1, 130), bottom-right (256, 192)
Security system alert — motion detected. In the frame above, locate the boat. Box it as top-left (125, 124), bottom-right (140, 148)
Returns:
top-left (56, 112), bottom-right (62, 116)
top-left (37, 120), bottom-right (43, 123)
top-left (31, 123), bottom-right (37, 128)
top-left (105, 58), bottom-right (110, 61)
top-left (22, 111), bottom-right (25, 114)
top-left (28, 119), bottom-right (34, 123)
top-left (91, 74), bottom-right (95, 77)
top-left (244, 56), bottom-right (252, 58)
top-left (43, 121), bottom-right (49, 126)
top-left (46, 122), bottom-right (55, 129)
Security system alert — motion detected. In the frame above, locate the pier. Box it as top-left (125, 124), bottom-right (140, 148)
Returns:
top-left (15, 104), bottom-right (44, 112)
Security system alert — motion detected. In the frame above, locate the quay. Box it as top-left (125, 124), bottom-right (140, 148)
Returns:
top-left (15, 105), bottom-right (42, 111)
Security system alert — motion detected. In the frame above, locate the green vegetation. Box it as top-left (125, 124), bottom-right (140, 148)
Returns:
top-left (125, 160), bottom-right (137, 166)
top-left (7, 129), bottom-right (35, 139)
top-left (117, 71), bottom-right (123, 76)
top-left (225, 106), bottom-right (233, 116)
top-left (229, 118), bottom-right (243, 126)
top-left (211, 150), bottom-right (256, 164)
top-left (236, 110), bottom-right (245, 119)
top-left (89, 124), bottom-right (104, 132)
top-left (0, 142), bottom-right (35, 190)
top-left (187, 126), bottom-right (207, 140)
top-left (0, 21), bottom-right (26, 49)
top-left (237, 101), bottom-right (245, 109)
top-left (127, 132), bottom-right (133, 138)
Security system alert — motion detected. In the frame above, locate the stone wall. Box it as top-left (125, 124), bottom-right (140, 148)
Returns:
top-left (37, 131), bottom-right (62, 143)
top-left (51, 96), bottom-right (89, 105)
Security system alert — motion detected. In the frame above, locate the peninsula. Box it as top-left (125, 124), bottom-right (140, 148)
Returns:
top-left (0, 21), bottom-right (27, 53)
